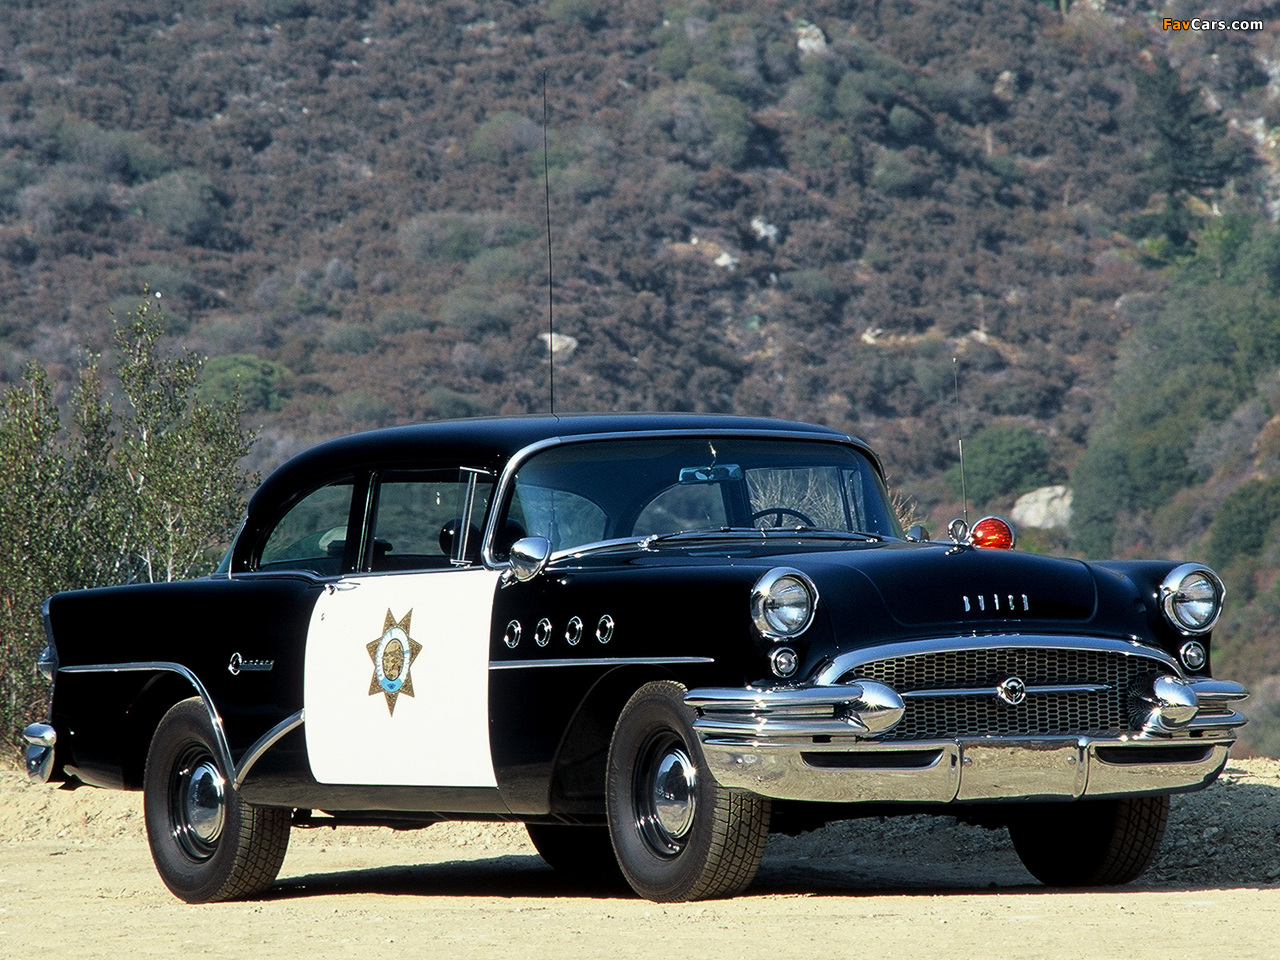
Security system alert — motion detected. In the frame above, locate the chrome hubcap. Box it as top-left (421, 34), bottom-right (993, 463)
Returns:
top-left (171, 748), bottom-right (226, 861)
top-left (635, 733), bottom-right (697, 857)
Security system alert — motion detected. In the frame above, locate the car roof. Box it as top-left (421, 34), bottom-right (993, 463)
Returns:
top-left (249, 413), bottom-right (877, 513)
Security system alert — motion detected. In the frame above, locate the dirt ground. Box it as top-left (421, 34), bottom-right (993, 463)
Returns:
top-left (3, 759), bottom-right (1280, 960)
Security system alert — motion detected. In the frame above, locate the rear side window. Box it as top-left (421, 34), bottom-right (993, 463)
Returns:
top-left (258, 481), bottom-right (355, 575)
top-left (370, 469), bottom-right (494, 571)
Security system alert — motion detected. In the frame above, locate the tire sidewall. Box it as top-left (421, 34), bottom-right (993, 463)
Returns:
top-left (605, 681), bottom-right (724, 901)
top-left (143, 698), bottom-right (245, 903)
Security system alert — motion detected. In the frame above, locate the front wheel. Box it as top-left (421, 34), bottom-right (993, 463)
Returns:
top-left (606, 681), bottom-right (770, 901)
top-left (143, 698), bottom-right (291, 903)
top-left (1008, 795), bottom-right (1170, 886)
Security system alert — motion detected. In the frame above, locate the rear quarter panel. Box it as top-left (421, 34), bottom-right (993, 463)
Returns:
top-left (46, 575), bottom-right (323, 789)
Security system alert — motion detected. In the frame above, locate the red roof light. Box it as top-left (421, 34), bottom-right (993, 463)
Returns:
top-left (971, 516), bottom-right (1016, 550)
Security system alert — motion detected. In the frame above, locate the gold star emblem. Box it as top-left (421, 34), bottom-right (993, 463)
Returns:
top-left (367, 609), bottom-right (422, 715)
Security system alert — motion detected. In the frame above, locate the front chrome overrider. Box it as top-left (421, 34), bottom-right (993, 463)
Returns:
top-left (686, 636), bottom-right (1248, 804)
top-left (22, 723), bottom-right (56, 782)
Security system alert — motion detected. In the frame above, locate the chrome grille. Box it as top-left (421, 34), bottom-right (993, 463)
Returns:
top-left (850, 646), bottom-right (1167, 741)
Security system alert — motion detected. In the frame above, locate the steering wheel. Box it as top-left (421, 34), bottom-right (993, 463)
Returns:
top-left (751, 506), bottom-right (817, 528)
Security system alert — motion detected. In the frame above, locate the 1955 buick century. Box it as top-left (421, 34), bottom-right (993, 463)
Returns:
top-left (23, 414), bottom-right (1248, 902)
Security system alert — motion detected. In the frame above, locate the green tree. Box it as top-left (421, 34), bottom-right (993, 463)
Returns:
top-left (949, 424), bottom-right (1050, 507)
top-left (0, 293), bottom-right (256, 754)
top-left (1130, 57), bottom-right (1249, 256)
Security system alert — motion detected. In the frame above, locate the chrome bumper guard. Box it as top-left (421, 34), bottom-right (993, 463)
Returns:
top-left (685, 675), bottom-right (1247, 804)
top-left (23, 723), bottom-right (56, 783)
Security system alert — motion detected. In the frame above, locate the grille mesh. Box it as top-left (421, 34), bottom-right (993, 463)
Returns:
top-left (850, 646), bottom-right (1166, 740)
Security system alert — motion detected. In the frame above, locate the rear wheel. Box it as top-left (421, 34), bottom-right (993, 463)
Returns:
top-left (143, 698), bottom-right (290, 903)
top-left (1008, 795), bottom-right (1170, 886)
top-left (605, 681), bottom-right (770, 902)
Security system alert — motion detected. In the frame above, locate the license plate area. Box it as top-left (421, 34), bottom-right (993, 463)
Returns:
top-left (956, 740), bottom-right (1087, 800)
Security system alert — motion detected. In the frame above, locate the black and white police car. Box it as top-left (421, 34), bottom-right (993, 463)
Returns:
top-left (24, 414), bottom-right (1247, 902)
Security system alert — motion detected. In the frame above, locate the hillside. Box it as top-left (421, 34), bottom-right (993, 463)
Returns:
top-left (5, 0), bottom-right (1280, 749)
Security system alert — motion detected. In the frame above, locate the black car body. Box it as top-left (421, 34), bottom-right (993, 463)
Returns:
top-left (24, 414), bottom-right (1248, 902)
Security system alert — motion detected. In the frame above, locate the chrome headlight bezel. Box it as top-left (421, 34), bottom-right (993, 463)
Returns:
top-left (1160, 564), bottom-right (1225, 636)
top-left (751, 568), bottom-right (818, 639)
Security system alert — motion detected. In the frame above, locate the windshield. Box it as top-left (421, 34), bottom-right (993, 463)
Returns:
top-left (493, 437), bottom-right (901, 557)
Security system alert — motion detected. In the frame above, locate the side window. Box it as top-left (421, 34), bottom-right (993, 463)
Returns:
top-left (259, 481), bottom-right (355, 575)
top-left (633, 483), bottom-right (727, 537)
top-left (370, 469), bottom-right (494, 571)
top-left (500, 485), bottom-right (605, 556)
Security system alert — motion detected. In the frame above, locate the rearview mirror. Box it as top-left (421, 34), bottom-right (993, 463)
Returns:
top-left (678, 464), bottom-right (742, 484)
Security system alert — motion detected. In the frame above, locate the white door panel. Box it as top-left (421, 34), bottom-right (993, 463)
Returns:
top-left (304, 569), bottom-right (500, 787)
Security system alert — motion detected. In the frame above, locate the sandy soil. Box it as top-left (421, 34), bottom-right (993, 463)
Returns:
top-left (4, 759), bottom-right (1280, 960)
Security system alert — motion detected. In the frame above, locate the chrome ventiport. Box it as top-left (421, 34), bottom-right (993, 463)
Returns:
top-left (565, 616), bottom-right (583, 646)
top-left (534, 618), bottom-right (552, 647)
top-left (596, 615), bottom-right (615, 644)
top-left (503, 620), bottom-right (522, 649)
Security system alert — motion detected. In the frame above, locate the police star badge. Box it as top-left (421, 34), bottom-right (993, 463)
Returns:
top-left (367, 609), bottom-right (423, 715)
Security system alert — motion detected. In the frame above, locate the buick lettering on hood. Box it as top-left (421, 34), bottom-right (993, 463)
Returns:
top-left (23, 414), bottom-right (1247, 902)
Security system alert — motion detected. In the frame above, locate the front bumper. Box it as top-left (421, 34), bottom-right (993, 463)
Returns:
top-left (686, 672), bottom-right (1247, 804)
top-left (23, 723), bottom-right (56, 783)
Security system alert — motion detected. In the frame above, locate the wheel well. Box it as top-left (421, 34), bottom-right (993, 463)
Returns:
top-left (547, 665), bottom-right (678, 818)
top-left (121, 674), bottom-right (202, 788)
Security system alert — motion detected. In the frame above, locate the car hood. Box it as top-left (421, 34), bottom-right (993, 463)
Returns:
top-left (572, 537), bottom-right (1102, 632)
top-left (806, 541), bottom-right (1098, 628)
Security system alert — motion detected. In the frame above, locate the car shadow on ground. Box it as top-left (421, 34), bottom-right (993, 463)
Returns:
top-left (259, 849), bottom-right (1279, 902)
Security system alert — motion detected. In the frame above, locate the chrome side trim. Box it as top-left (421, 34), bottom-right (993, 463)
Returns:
top-left (59, 662), bottom-right (234, 779)
top-left (490, 656), bottom-right (715, 671)
top-left (816, 634), bottom-right (1181, 686)
top-left (233, 710), bottom-right (304, 791)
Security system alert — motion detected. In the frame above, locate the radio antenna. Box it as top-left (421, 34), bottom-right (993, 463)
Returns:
top-left (542, 69), bottom-right (556, 416)
top-left (953, 356), bottom-right (968, 524)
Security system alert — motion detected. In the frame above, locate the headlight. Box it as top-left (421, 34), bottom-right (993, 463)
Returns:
top-left (1160, 564), bottom-right (1224, 635)
top-left (751, 568), bottom-right (818, 638)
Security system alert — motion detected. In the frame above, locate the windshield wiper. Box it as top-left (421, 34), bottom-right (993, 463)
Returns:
top-left (638, 527), bottom-right (881, 550)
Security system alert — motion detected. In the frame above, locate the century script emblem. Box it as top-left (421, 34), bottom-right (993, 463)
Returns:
top-left (367, 609), bottom-right (422, 715)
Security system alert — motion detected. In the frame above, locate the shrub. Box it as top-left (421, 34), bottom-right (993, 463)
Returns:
top-left (320, 323), bottom-right (378, 354)
top-left (198, 354), bottom-right (290, 414)
top-left (138, 171), bottom-right (219, 244)
top-left (548, 0), bottom-right (601, 26)
top-left (374, 307), bottom-right (431, 334)
top-left (888, 104), bottom-right (930, 142)
top-left (642, 81), bottom-right (752, 168)
top-left (439, 285), bottom-right (526, 333)
top-left (470, 111), bottom-right (541, 163)
top-left (871, 150), bottom-right (933, 197)
top-left (465, 247), bottom-right (531, 284)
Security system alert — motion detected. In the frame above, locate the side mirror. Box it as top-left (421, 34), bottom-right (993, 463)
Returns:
top-left (906, 524), bottom-right (930, 542)
top-left (509, 536), bottom-right (551, 583)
